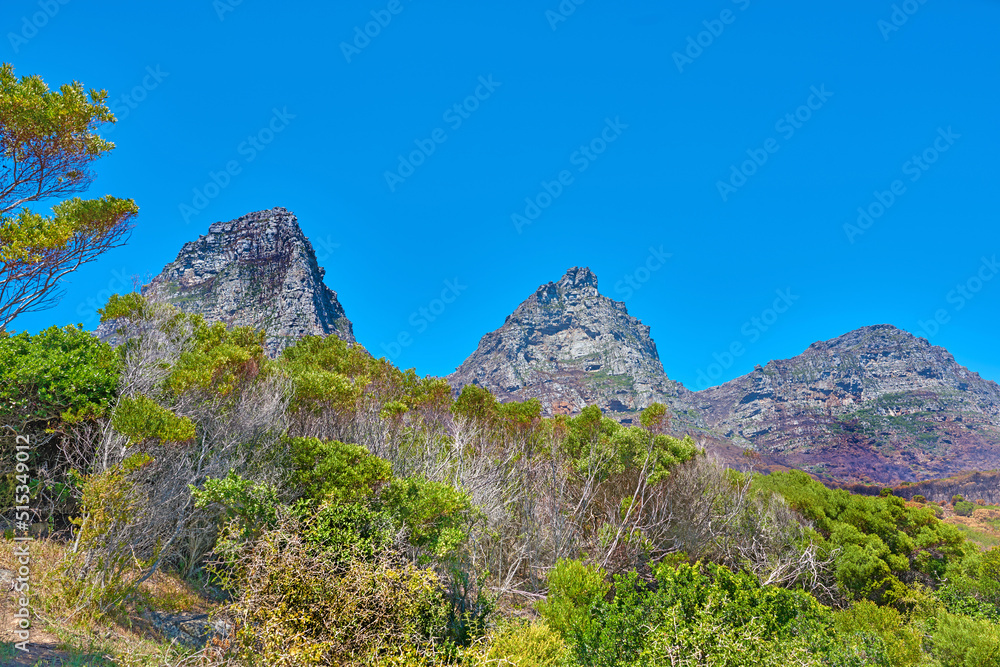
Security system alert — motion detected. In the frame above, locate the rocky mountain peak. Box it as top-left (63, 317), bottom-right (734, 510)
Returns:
top-left (556, 266), bottom-right (599, 292)
top-left (449, 267), bottom-right (688, 417)
top-left (698, 324), bottom-right (1000, 484)
top-left (141, 207), bottom-right (354, 356)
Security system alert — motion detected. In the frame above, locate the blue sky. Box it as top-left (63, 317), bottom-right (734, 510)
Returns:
top-left (7, 0), bottom-right (1000, 389)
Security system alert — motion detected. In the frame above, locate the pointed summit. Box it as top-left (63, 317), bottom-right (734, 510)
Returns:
top-left (142, 207), bottom-right (354, 356)
top-left (448, 267), bottom-right (688, 417)
top-left (556, 266), bottom-right (599, 291)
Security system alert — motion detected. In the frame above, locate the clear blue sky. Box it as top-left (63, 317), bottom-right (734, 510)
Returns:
top-left (8, 0), bottom-right (1000, 390)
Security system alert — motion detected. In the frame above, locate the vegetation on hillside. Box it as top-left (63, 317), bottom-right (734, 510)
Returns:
top-left (2, 294), bottom-right (999, 665)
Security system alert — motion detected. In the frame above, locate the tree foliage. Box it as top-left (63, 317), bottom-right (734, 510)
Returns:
top-left (0, 64), bottom-right (137, 330)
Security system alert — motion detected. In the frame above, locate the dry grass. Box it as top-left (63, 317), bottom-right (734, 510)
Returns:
top-left (0, 536), bottom-right (220, 666)
top-left (941, 507), bottom-right (1000, 550)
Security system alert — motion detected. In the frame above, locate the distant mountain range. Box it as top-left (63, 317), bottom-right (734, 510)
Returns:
top-left (121, 208), bottom-right (1000, 485)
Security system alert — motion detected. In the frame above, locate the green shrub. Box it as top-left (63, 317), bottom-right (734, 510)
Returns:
top-left (111, 394), bottom-right (195, 446)
top-left (833, 601), bottom-right (922, 666)
top-left (298, 501), bottom-right (394, 567)
top-left (536, 559), bottom-right (611, 640)
top-left (542, 560), bottom-right (835, 667)
top-left (937, 549), bottom-right (1000, 620)
top-left (931, 611), bottom-right (1000, 667)
top-left (756, 470), bottom-right (969, 605)
top-left (913, 495), bottom-right (926, 503)
top-left (219, 524), bottom-right (450, 666)
top-left (288, 437), bottom-right (391, 504)
top-left (954, 501), bottom-right (976, 517)
top-left (485, 621), bottom-right (568, 667)
top-left (381, 476), bottom-right (477, 560)
top-left (191, 471), bottom-right (281, 565)
top-left (0, 324), bottom-right (119, 427)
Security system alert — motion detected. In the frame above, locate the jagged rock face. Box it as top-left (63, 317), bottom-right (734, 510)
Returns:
top-left (698, 325), bottom-right (1000, 484)
top-left (448, 267), bottom-right (692, 420)
top-left (142, 207), bottom-right (354, 356)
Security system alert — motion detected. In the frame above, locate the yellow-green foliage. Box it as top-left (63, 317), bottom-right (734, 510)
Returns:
top-left (486, 621), bottom-right (569, 667)
top-left (756, 470), bottom-right (969, 606)
top-left (280, 334), bottom-right (452, 417)
top-left (932, 611), bottom-right (1000, 667)
top-left (167, 320), bottom-right (269, 396)
top-left (834, 601), bottom-right (923, 666)
top-left (536, 558), bottom-right (611, 639)
top-left (289, 437), bottom-right (392, 503)
top-left (62, 453), bottom-right (154, 608)
top-left (559, 405), bottom-right (698, 483)
top-left (221, 525), bottom-right (450, 667)
top-left (111, 394), bottom-right (195, 445)
top-left (0, 324), bottom-right (120, 426)
top-left (382, 475), bottom-right (478, 560)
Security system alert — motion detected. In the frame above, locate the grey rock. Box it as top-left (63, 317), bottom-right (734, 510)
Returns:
top-left (448, 267), bottom-right (698, 426)
top-left (695, 324), bottom-right (1000, 483)
top-left (142, 610), bottom-right (232, 648)
top-left (139, 207), bottom-right (353, 356)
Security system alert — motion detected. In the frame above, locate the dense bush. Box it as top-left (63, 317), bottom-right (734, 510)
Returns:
top-left (215, 522), bottom-right (452, 667)
top-left (757, 470), bottom-right (969, 605)
top-left (539, 558), bottom-right (846, 666)
top-left (0, 325), bottom-right (120, 520)
top-left (954, 500), bottom-right (976, 517)
top-left (11, 296), bottom-right (1000, 664)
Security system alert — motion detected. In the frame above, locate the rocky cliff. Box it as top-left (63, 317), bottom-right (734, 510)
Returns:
top-left (697, 325), bottom-right (1000, 483)
top-left (141, 207), bottom-right (354, 356)
top-left (447, 267), bottom-right (695, 423)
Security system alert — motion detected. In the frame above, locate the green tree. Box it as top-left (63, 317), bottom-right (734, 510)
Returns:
top-left (0, 64), bottom-right (137, 331)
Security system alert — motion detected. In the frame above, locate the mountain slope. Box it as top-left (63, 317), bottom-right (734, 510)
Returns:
top-left (448, 267), bottom-right (694, 421)
top-left (141, 207), bottom-right (354, 355)
top-left (697, 324), bottom-right (1000, 483)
